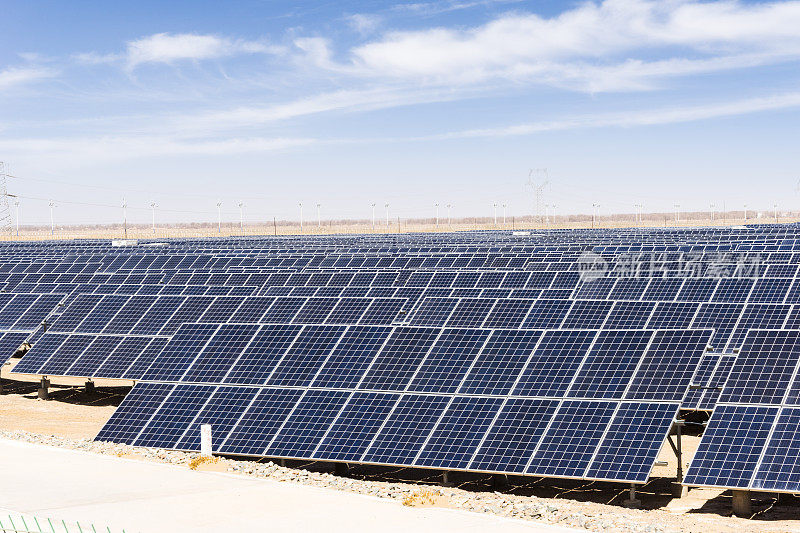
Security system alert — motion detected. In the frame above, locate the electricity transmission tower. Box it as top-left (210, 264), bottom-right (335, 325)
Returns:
top-left (526, 168), bottom-right (550, 224)
top-left (0, 163), bottom-right (15, 235)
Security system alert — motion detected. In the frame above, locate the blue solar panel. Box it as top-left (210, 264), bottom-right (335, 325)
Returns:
top-left (218, 388), bottom-right (303, 456)
top-left (720, 330), bottom-right (800, 405)
top-left (362, 394), bottom-right (451, 465)
top-left (684, 405), bottom-right (778, 489)
top-left (407, 328), bottom-right (490, 393)
top-left (585, 402), bottom-right (677, 483)
top-left (415, 396), bottom-right (503, 470)
top-left (266, 390), bottom-right (350, 458)
top-left (313, 392), bottom-right (400, 462)
top-left (526, 400), bottom-right (617, 478)
top-left (469, 398), bottom-right (558, 473)
top-left (96, 383), bottom-right (174, 444)
top-left (567, 330), bottom-right (652, 399)
top-left (357, 327), bottom-right (439, 391)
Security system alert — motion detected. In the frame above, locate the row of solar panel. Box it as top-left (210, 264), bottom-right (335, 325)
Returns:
top-left (40, 295), bottom-right (406, 337)
top-left (98, 383), bottom-right (678, 484)
top-left (17, 324), bottom-right (711, 402)
top-left (411, 298), bottom-right (800, 352)
top-left (683, 330), bottom-right (800, 492)
top-left (681, 353), bottom-right (737, 410)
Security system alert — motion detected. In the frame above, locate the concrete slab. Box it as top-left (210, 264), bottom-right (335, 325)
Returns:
top-left (0, 439), bottom-right (577, 533)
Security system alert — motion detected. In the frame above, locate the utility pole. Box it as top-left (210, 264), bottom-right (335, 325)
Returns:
top-left (493, 203), bottom-right (497, 227)
top-left (49, 201), bottom-right (55, 236)
top-left (526, 168), bottom-right (550, 224)
top-left (122, 198), bottom-right (128, 238)
top-left (371, 203), bottom-right (376, 231)
top-left (316, 203), bottom-right (321, 228)
top-left (216, 202), bottom-right (222, 234)
top-left (592, 203), bottom-right (599, 229)
top-left (435, 203), bottom-right (439, 228)
top-left (385, 203), bottom-right (389, 227)
top-left (502, 204), bottom-right (507, 226)
top-left (238, 202), bottom-right (244, 234)
top-left (150, 202), bottom-right (157, 234)
top-left (447, 203), bottom-right (452, 226)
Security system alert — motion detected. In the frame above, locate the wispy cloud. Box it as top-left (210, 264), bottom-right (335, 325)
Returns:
top-left (0, 66), bottom-right (55, 90)
top-left (346, 14), bottom-right (383, 35)
top-left (126, 32), bottom-right (277, 68)
top-left (435, 91), bottom-right (800, 139)
top-left (392, 0), bottom-right (521, 16)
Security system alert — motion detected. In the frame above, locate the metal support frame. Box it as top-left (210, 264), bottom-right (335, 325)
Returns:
top-left (85, 379), bottom-right (95, 394)
top-left (441, 470), bottom-right (455, 487)
top-left (622, 483), bottom-right (641, 508)
top-left (492, 474), bottom-right (509, 490)
top-left (37, 377), bottom-right (49, 400)
top-left (732, 489), bottom-right (752, 517)
top-left (667, 420), bottom-right (687, 497)
top-left (334, 462), bottom-right (349, 476)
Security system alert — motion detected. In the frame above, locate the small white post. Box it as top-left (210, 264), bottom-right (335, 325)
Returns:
top-left (14, 200), bottom-right (19, 237)
top-left (316, 203), bottom-right (321, 228)
top-left (744, 204), bottom-right (748, 222)
top-left (371, 203), bottom-right (376, 230)
top-left (710, 203), bottom-right (715, 222)
top-left (775, 203), bottom-right (778, 223)
top-left (447, 204), bottom-right (452, 226)
top-left (200, 424), bottom-right (212, 457)
top-left (299, 203), bottom-right (303, 232)
top-left (385, 203), bottom-right (389, 227)
top-left (503, 204), bottom-right (507, 225)
top-left (674, 204), bottom-right (680, 224)
top-left (216, 202), bottom-right (222, 233)
top-left (493, 203), bottom-right (497, 226)
top-left (238, 202), bottom-right (244, 234)
top-left (435, 203), bottom-right (439, 228)
top-left (150, 202), bottom-right (157, 234)
top-left (49, 201), bottom-right (55, 236)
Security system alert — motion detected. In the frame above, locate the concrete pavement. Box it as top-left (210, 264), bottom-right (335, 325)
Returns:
top-left (0, 438), bottom-right (578, 533)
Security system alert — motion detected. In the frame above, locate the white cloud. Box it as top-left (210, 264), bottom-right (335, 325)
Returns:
top-left (347, 0), bottom-right (800, 90)
top-left (346, 14), bottom-right (383, 35)
top-left (126, 33), bottom-right (275, 68)
top-left (0, 66), bottom-right (55, 90)
top-left (435, 91), bottom-right (800, 139)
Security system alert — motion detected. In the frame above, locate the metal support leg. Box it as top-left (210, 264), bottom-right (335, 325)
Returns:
top-left (85, 379), bottom-right (95, 393)
top-left (732, 490), bottom-right (752, 517)
top-left (667, 421), bottom-right (688, 498)
top-left (37, 377), bottom-right (49, 400)
top-left (441, 471), bottom-right (454, 487)
top-left (622, 483), bottom-right (641, 508)
top-left (334, 463), bottom-right (349, 476)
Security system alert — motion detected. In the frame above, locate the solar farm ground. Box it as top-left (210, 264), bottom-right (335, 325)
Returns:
top-left (3, 362), bottom-right (800, 533)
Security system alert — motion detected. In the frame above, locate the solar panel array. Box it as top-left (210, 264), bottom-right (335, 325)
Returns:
top-left (3, 224), bottom-right (800, 488)
top-left (685, 329), bottom-right (800, 492)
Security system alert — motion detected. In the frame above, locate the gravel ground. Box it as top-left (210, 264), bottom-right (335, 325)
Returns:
top-left (1, 428), bottom-right (798, 533)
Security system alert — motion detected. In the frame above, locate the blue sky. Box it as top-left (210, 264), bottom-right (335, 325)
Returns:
top-left (1, 0), bottom-right (799, 225)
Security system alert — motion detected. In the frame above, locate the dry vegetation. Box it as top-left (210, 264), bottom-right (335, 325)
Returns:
top-left (3, 211), bottom-right (796, 241)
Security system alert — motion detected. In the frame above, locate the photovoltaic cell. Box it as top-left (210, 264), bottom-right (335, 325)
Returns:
top-left (526, 400), bottom-right (617, 478)
top-left (415, 396), bottom-right (504, 469)
top-left (585, 402), bottom-right (677, 483)
top-left (469, 398), bottom-right (558, 473)
top-left (684, 405), bottom-right (778, 489)
top-left (313, 392), bottom-right (400, 462)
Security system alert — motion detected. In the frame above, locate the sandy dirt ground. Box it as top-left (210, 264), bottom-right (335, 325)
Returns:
top-left (3, 356), bottom-right (800, 532)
